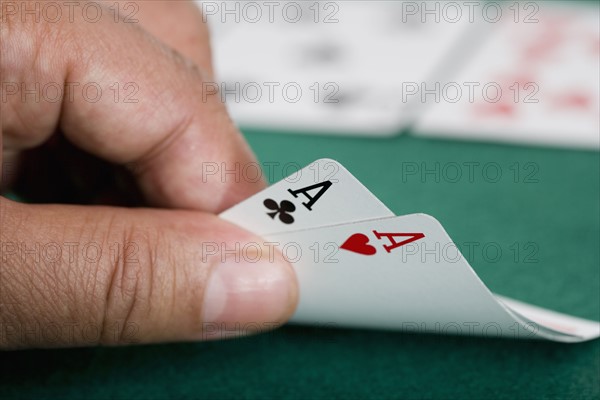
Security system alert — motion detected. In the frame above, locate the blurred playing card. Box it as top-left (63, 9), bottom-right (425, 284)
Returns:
top-left (413, 1), bottom-right (600, 149)
top-left (201, 0), bottom-right (474, 135)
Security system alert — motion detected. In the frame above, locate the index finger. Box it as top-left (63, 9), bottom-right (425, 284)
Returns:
top-left (1, 1), bottom-right (264, 212)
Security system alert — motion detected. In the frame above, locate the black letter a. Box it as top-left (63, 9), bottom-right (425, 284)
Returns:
top-left (287, 181), bottom-right (333, 211)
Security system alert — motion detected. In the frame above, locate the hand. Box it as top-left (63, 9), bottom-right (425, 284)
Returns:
top-left (0, 1), bottom-right (298, 349)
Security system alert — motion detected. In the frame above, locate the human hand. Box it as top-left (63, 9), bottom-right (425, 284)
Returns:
top-left (0, 0), bottom-right (298, 349)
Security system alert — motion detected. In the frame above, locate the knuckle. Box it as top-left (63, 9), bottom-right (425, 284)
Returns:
top-left (0, 201), bottom-right (53, 348)
top-left (0, 203), bottom-right (163, 347)
top-left (0, 2), bottom-right (73, 144)
top-left (98, 223), bottom-right (158, 345)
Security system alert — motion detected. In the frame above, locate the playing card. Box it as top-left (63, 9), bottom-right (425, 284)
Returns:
top-left (219, 159), bottom-right (393, 235)
top-left (200, 0), bottom-right (475, 135)
top-left (267, 213), bottom-right (600, 342)
top-left (413, 1), bottom-right (600, 149)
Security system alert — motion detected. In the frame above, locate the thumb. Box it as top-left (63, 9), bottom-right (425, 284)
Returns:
top-left (0, 198), bottom-right (298, 349)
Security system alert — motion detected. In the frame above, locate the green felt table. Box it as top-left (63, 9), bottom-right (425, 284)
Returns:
top-left (1, 130), bottom-right (599, 399)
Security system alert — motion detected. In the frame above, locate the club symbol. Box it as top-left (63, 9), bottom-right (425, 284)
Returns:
top-left (264, 198), bottom-right (296, 224)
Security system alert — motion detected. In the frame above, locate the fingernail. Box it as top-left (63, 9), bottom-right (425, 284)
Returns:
top-left (201, 245), bottom-right (297, 339)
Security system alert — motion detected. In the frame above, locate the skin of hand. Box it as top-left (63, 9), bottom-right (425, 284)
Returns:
top-left (0, 0), bottom-right (298, 349)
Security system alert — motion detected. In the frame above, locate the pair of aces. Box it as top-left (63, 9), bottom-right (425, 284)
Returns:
top-left (220, 158), bottom-right (419, 257)
top-left (236, 163), bottom-right (423, 256)
top-left (220, 159), bottom-right (600, 343)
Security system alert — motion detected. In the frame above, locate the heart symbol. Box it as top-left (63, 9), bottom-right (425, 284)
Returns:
top-left (340, 233), bottom-right (377, 256)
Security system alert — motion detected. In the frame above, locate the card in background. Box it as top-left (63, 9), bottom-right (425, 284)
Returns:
top-left (203, 1), bottom-right (475, 135)
top-left (414, 2), bottom-right (600, 149)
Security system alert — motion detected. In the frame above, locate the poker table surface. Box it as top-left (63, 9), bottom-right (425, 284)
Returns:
top-left (1, 130), bottom-right (599, 399)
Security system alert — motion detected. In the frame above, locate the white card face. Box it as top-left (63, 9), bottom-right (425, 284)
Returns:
top-left (267, 213), bottom-right (600, 342)
top-left (200, 0), bottom-right (475, 135)
top-left (414, 2), bottom-right (600, 149)
top-left (219, 159), bottom-right (393, 235)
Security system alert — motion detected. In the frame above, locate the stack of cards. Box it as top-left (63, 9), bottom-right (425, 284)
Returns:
top-left (220, 160), bottom-right (600, 342)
